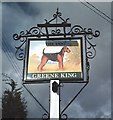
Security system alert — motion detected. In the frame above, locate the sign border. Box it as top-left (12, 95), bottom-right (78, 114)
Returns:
top-left (23, 37), bottom-right (86, 83)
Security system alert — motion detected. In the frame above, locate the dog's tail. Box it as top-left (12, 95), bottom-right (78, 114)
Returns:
top-left (43, 48), bottom-right (45, 54)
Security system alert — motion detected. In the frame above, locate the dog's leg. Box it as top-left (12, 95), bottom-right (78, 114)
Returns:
top-left (38, 56), bottom-right (48, 72)
top-left (57, 54), bottom-right (63, 70)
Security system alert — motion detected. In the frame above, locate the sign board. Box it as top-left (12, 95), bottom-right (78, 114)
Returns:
top-left (23, 38), bottom-right (85, 83)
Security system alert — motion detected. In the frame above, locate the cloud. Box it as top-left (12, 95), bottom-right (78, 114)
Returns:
top-left (3, 2), bottom-right (40, 17)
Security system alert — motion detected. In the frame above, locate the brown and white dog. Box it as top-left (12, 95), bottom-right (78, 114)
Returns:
top-left (37, 46), bottom-right (71, 72)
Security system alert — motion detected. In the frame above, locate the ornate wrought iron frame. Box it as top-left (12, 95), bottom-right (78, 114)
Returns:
top-left (13, 8), bottom-right (100, 119)
top-left (13, 8), bottom-right (100, 83)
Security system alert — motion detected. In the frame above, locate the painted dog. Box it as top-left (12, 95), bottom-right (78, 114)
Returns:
top-left (37, 46), bottom-right (71, 72)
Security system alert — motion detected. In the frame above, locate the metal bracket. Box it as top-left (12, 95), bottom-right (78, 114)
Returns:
top-left (23, 84), bottom-right (49, 119)
top-left (60, 82), bottom-right (89, 118)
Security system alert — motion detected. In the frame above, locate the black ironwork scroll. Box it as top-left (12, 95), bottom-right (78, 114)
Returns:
top-left (13, 9), bottom-right (100, 61)
top-left (13, 31), bottom-right (27, 60)
top-left (70, 25), bottom-right (100, 59)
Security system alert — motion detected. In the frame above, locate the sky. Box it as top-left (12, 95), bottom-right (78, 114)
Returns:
top-left (1, 0), bottom-right (113, 2)
top-left (1, 1), bottom-right (112, 119)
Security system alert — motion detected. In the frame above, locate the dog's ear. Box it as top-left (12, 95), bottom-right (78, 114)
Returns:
top-left (63, 46), bottom-right (67, 49)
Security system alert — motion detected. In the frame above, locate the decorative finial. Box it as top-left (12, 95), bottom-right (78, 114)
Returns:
top-left (56, 8), bottom-right (59, 14)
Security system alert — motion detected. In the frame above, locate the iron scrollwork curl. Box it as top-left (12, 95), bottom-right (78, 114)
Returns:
top-left (15, 46), bottom-right (25, 60)
top-left (70, 25), bottom-right (85, 34)
top-left (13, 32), bottom-right (27, 60)
top-left (85, 29), bottom-right (100, 59)
top-left (93, 30), bottom-right (100, 37)
top-left (51, 29), bottom-right (61, 35)
top-left (85, 37), bottom-right (97, 59)
top-left (85, 28), bottom-right (100, 40)
top-left (60, 113), bottom-right (68, 120)
top-left (42, 113), bottom-right (49, 120)
top-left (28, 26), bottom-right (43, 37)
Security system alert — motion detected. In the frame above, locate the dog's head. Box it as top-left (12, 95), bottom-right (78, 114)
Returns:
top-left (63, 46), bottom-right (71, 53)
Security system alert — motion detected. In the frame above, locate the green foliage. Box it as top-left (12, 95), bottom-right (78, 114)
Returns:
top-left (2, 80), bottom-right (27, 119)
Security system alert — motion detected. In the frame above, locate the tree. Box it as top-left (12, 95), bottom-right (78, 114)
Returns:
top-left (2, 79), bottom-right (27, 119)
